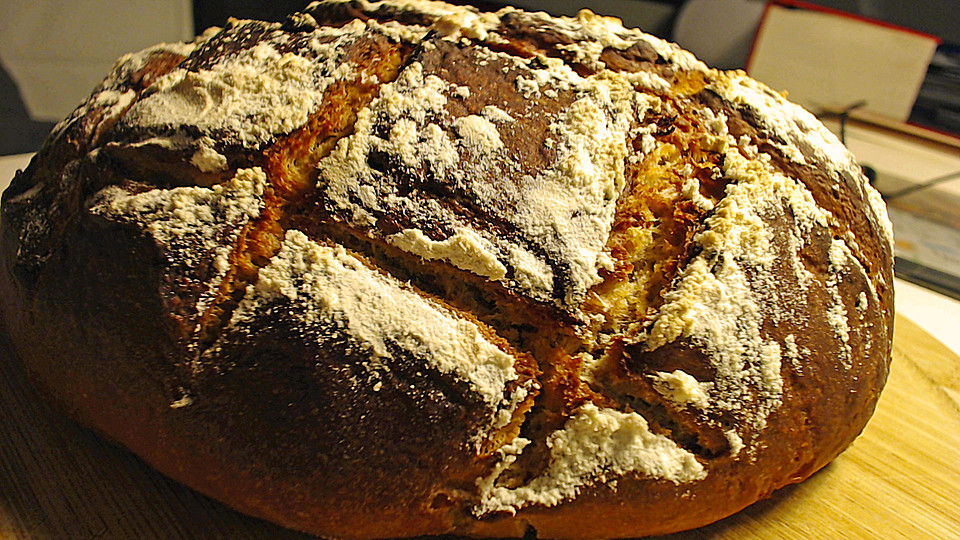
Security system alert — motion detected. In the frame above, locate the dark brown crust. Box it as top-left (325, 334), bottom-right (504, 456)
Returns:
top-left (0, 1), bottom-right (894, 539)
top-left (695, 88), bottom-right (895, 320)
top-left (1, 45), bottom-right (189, 283)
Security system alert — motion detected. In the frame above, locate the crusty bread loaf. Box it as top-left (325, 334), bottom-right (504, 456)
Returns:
top-left (0, 1), bottom-right (894, 538)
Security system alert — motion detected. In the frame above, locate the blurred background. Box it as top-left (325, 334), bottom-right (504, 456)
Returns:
top-left (1, 0), bottom-right (959, 297)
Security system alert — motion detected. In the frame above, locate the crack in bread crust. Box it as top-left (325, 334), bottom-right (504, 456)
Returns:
top-left (193, 30), bottom-right (414, 348)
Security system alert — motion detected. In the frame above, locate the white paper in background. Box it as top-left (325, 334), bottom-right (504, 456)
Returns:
top-left (0, 1), bottom-right (194, 122)
top-left (889, 207), bottom-right (960, 279)
top-left (747, 4), bottom-right (938, 121)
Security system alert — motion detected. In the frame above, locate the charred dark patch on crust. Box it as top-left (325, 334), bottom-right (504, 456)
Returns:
top-left (307, 0), bottom-right (441, 28)
top-left (1, 48), bottom-right (191, 283)
top-left (192, 303), bottom-right (493, 503)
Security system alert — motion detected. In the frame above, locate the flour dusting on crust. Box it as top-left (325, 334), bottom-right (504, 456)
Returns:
top-left (477, 403), bottom-right (705, 514)
top-left (117, 20), bottom-right (398, 152)
top-left (318, 46), bottom-right (637, 311)
top-left (89, 167), bottom-right (268, 319)
top-left (228, 229), bottom-right (533, 436)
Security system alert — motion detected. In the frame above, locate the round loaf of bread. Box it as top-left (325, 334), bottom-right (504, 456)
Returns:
top-left (0, 1), bottom-right (895, 538)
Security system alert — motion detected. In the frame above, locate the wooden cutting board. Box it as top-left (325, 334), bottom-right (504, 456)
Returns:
top-left (1, 314), bottom-right (958, 539)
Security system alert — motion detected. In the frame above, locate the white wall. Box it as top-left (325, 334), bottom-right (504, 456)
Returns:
top-left (0, 1), bottom-right (193, 121)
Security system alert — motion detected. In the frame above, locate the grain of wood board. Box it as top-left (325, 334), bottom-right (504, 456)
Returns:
top-left (1, 314), bottom-right (958, 539)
